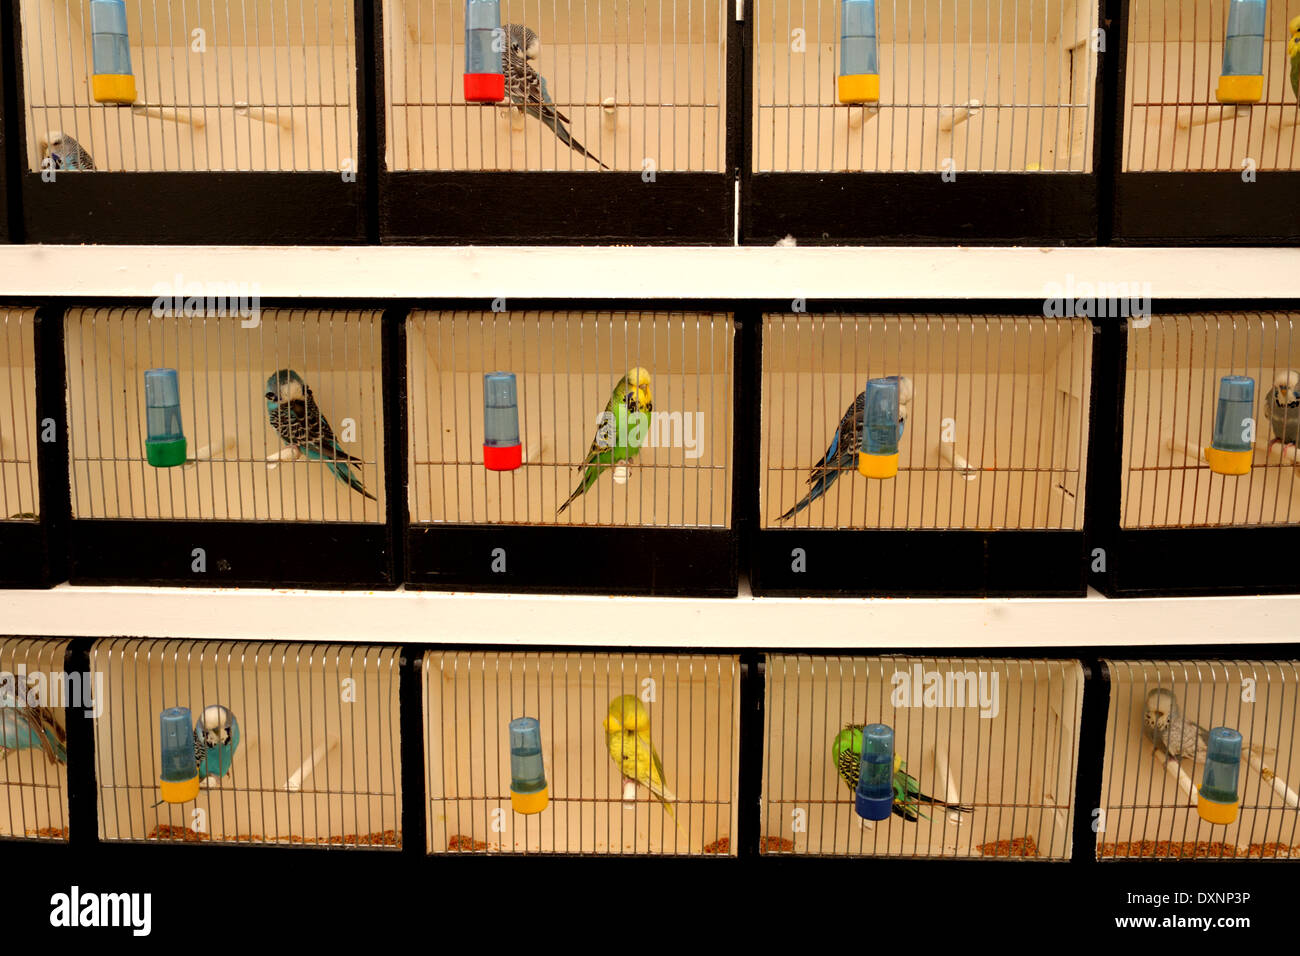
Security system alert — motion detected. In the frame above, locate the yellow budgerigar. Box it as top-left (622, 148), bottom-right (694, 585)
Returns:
top-left (603, 694), bottom-right (678, 824)
top-left (1289, 15), bottom-right (1300, 103)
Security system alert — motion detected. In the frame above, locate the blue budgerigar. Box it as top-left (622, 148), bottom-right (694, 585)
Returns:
top-left (0, 676), bottom-right (68, 765)
top-left (779, 375), bottom-right (913, 521)
top-left (504, 23), bottom-right (609, 170)
top-left (39, 130), bottom-right (96, 171)
top-left (265, 369), bottom-right (376, 500)
top-left (194, 705), bottom-right (240, 781)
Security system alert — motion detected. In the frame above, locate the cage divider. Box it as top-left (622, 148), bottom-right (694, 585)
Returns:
top-left (1073, 660), bottom-right (1111, 862)
top-left (1085, 316), bottom-right (1124, 595)
top-left (33, 304), bottom-right (69, 585)
top-left (736, 651), bottom-right (765, 858)
top-left (398, 644), bottom-right (426, 858)
top-left (0, 0), bottom-right (18, 242)
top-left (63, 636), bottom-right (99, 847)
top-left (383, 304), bottom-right (409, 586)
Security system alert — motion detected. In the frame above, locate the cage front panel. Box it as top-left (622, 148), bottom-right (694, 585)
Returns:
top-left (753, 313), bottom-right (1091, 595)
top-left (1115, 1), bottom-right (1300, 243)
top-left (0, 308), bottom-right (44, 587)
top-left (0, 637), bottom-right (71, 842)
top-left (745, 0), bottom-right (1101, 243)
top-left (64, 307), bottom-right (392, 587)
top-left (761, 655), bottom-right (1084, 859)
top-left (1100, 659), bottom-right (1300, 860)
top-left (406, 309), bottom-right (737, 594)
top-left (1114, 312), bottom-right (1300, 594)
top-left (424, 651), bottom-right (739, 856)
top-left (17, 0), bottom-right (365, 243)
top-left (94, 638), bottom-right (402, 848)
top-left (380, 1), bottom-right (733, 243)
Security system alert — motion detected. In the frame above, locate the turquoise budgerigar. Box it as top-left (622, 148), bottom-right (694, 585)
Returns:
top-left (603, 694), bottom-right (678, 824)
top-left (39, 130), bottom-right (95, 171)
top-left (0, 677), bottom-right (67, 765)
top-left (503, 23), bottom-right (609, 169)
top-left (831, 724), bottom-right (972, 823)
top-left (265, 369), bottom-right (376, 500)
top-left (557, 367), bottom-right (654, 514)
top-left (779, 375), bottom-right (912, 521)
top-left (194, 705), bottom-right (240, 781)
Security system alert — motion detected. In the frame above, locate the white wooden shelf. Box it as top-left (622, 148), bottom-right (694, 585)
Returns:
top-left (1, 584), bottom-right (1295, 647)
top-left (0, 245), bottom-right (1297, 300)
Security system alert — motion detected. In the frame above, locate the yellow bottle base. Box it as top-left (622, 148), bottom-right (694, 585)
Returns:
top-left (1215, 74), bottom-right (1263, 104)
top-left (158, 775), bottom-right (200, 804)
top-left (1204, 446), bottom-right (1252, 476)
top-left (1197, 794), bottom-right (1239, 825)
top-left (838, 74), bottom-right (880, 105)
top-left (510, 787), bottom-right (549, 815)
top-left (858, 451), bottom-right (899, 479)
top-left (93, 74), bottom-right (138, 105)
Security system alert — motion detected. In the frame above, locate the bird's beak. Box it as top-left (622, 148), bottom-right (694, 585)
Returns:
top-left (602, 716), bottom-right (617, 733)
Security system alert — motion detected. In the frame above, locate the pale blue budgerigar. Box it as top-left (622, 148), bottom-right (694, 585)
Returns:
top-left (779, 375), bottom-right (913, 521)
top-left (0, 676), bottom-right (68, 764)
top-left (264, 369), bottom-right (376, 501)
top-left (194, 705), bottom-right (240, 781)
top-left (1265, 370), bottom-right (1300, 448)
top-left (503, 23), bottom-right (609, 170)
top-left (39, 130), bottom-right (95, 171)
top-left (1142, 687), bottom-right (1208, 760)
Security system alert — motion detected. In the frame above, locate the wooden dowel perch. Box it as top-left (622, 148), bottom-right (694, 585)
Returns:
top-left (932, 746), bottom-right (964, 825)
top-left (847, 105), bottom-right (880, 130)
top-left (1264, 441), bottom-right (1300, 466)
top-left (1167, 435), bottom-right (1210, 465)
top-left (939, 440), bottom-right (979, 480)
top-left (186, 434), bottom-right (240, 469)
top-left (602, 96), bottom-right (618, 129)
top-left (285, 735), bottom-right (338, 792)
top-left (938, 99), bottom-right (980, 132)
top-left (1156, 749), bottom-right (1199, 806)
top-left (621, 778), bottom-right (638, 806)
top-left (1271, 113), bottom-right (1300, 130)
top-left (235, 101), bottom-right (294, 131)
top-left (131, 104), bottom-right (205, 130)
top-left (1176, 105), bottom-right (1247, 130)
top-left (1245, 747), bottom-right (1300, 810)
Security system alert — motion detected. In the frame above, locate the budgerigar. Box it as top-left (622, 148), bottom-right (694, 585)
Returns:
top-left (603, 694), bottom-right (677, 823)
top-left (39, 130), bottom-right (95, 171)
top-left (1143, 687), bottom-right (1208, 760)
top-left (557, 367), bottom-right (654, 514)
top-left (0, 676), bottom-right (67, 765)
top-left (1265, 370), bottom-right (1300, 448)
top-left (265, 369), bottom-right (376, 500)
top-left (832, 724), bottom-right (972, 823)
top-left (1288, 15), bottom-right (1299, 103)
top-left (504, 23), bottom-right (609, 170)
top-left (779, 375), bottom-right (913, 521)
top-left (193, 705), bottom-right (240, 782)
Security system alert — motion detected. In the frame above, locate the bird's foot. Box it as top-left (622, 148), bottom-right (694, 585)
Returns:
top-left (266, 446), bottom-right (302, 470)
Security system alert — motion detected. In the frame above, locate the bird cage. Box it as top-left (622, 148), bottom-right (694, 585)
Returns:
top-left (405, 309), bottom-right (738, 594)
top-left (1115, 1), bottom-right (1300, 242)
top-left (1099, 659), bottom-right (1300, 859)
top-left (0, 637), bottom-right (71, 842)
top-left (1105, 311), bottom-right (1300, 595)
top-left (744, 0), bottom-right (1103, 243)
top-left (761, 655), bottom-right (1084, 859)
top-left (424, 651), bottom-right (739, 855)
top-left (63, 306), bottom-right (392, 586)
top-left (16, 0), bottom-right (365, 243)
top-left (93, 638), bottom-right (403, 848)
top-left (380, 0), bottom-right (737, 242)
top-left (752, 313), bottom-right (1093, 595)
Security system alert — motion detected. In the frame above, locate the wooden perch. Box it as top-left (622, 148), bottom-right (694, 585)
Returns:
top-left (621, 778), bottom-right (638, 807)
top-left (939, 99), bottom-right (980, 132)
top-left (131, 104), bottom-right (205, 130)
top-left (1266, 440), bottom-right (1300, 467)
top-left (1156, 747), bottom-right (1199, 806)
top-left (1271, 112), bottom-right (1300, 130)
top-left (1167, 435), bottom-right (1210, 465)
top-left (266, 446), bottom-right (302, 471)
top-left (186, 434), bottom-right (240, 469)
top-left (939, 440), bottom-right (979, 480)
top-left (602, 96), bottom-right (618, 129)
top-left (235, 102), bottom-right (294, 131)
top-left (847, 105), bottom-right (880, 130)
top-left (932, 746), bottom-right (964, 825)
top-left (285, 735), bottom-right (338, 792)
top-left (1176, 105), bottom-right (1248, 130)
top-left (1245, 746), bottom-right (1300, 810)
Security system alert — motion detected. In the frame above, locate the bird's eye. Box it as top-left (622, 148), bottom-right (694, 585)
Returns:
top-left (265, 391), bottom-right (276, 400)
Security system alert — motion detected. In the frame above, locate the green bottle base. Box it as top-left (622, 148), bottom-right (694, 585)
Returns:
top-left (146, 437), bottom-right (187, 468)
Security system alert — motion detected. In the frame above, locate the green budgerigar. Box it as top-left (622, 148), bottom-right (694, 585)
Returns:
top-left (1289, 16), bottom-right (1299, 103)
top-left (831, 724), bottom-right (973, 823)
top-left (603, 694), bottom-right (677, 824)
top-left (557, 368), bottom-right (653, 514)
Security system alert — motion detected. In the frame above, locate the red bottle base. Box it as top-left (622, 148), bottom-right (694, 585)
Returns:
top-left (483, 443), bottom-right (522, 471)
top-left (464, 74), bottom-right (505, 103)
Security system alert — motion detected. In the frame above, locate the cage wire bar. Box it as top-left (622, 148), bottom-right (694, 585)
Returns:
top-left (64, 307), bottom-right (385, 524)
top-left (1100, 659), bottom-right (1300, 859)
top-left (1123, 1), bottom-right (1299, 174)
top-left (0, 637), bottom-right (71, 842)
top-left (19, 0), bottom-right (358, 172)
top-left (407, 310), bottom-right (733, 528)
top-left (93, 638), bottom-right (402, 847)
top-left (384, 0), bottom-right (728, 172)
top-left (752, 0), bottom-right (1099, 173)
top-left (760, 314), bottom-right (1091, 531)
top-left (761, 655), bottom-right (1084, 859)
top-left (424, 651), bottom-right (739, 856)
top-left (1122, 313), bottom-right (1300, 530)
top-left (0, 309), bottom-right (39, 525)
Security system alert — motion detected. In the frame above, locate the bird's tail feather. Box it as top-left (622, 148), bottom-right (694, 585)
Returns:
top-left (325, 459), bottom-right (377, 501)
top-left (533, 108), bottom-right (610, 170)
top-left (778, 468), bottom-right (843, 521)
top-left (556, 464), bottom-right (604, 514)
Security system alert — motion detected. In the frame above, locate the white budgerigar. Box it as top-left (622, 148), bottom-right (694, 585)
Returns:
top-left (1143, 687), bottom-right (1208, 760)
top-left (1265, 370), bottom-right (1300, 448)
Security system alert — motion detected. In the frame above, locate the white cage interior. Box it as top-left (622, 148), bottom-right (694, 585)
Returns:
top-left (408, 310), bottom-right (733, 528)
top-left (761, 655), bottom-right (1084, 859)
top-left (424, 652), bottom-right (740, 855)
top-left (0, 637), bottom-right (70, 842)
top-left (1123, 0), bottom-right (1300, 173)
top-left (1099, 659), bottom-right (1300, 859)
top-left (93, 638), bottom-right (402, 847)
top-left (0, 309), bottom-right (38, 523)
top-left (65, 307), bottom-right (385, 522)
top-left (1122, 312), bottom-right (1300, 529)
top-left (760, 314), bottom-right (1091, 530)
top-left (753, 0), bottom-right (1099, 172)
top-left (385, 0), bottom-right (728, 171)
top-left (21, 0), bottom-right (357, 172)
